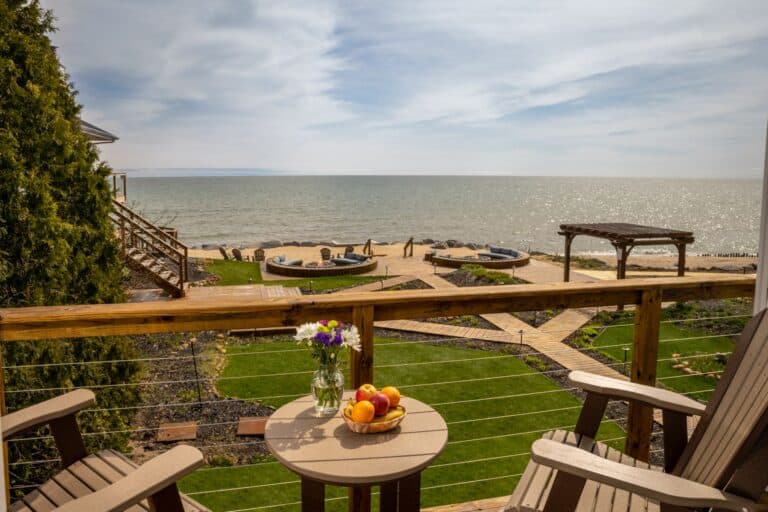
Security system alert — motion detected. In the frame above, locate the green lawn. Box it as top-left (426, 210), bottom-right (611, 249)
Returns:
top-left (204, 259), bottom-right (385, 291)
top-left (180, 337), bottom-right (626, 511)
top-left (591, 319), bottom-right (737, 401)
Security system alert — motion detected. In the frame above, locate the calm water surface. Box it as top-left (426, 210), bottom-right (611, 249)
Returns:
top-left (127, 176), bottom-right (761, 254)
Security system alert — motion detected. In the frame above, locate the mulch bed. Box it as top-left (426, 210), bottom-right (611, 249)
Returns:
top-left (382, 279), bottom-right (432, 291)
top-left (128, 331), bottom-right (274, 465)
top-left (438, 269), bottom-right (526, 287)
top-left (423, 315), bottom-right (502, 330)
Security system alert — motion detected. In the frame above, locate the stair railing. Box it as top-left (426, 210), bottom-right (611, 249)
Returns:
top-left (111, 200), bottom-right (188, 283)
top-left (109, 208), bottom-right (187, 291)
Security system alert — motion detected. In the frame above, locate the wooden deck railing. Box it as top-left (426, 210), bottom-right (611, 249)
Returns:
top-left (0, 275), bottom-right (755, 506)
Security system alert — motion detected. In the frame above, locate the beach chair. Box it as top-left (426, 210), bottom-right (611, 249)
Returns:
top-left (5, 389), bottom-right (209, 512)
top-left (231, 248), bottom-right (243, 261)
top-left (505, 309), bottom-right (768, 511)
top-left (320, 248), bottom-right (331, 261)
top-left (217, 246), bottom-right (229, 260)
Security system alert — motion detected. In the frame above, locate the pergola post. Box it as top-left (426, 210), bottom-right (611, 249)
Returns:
top-left (563, 233), bottom-right (575, 282)
top-left (676, 242), bottom-right (687, 277)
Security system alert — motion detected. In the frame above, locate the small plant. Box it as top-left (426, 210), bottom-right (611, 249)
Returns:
top-left (459, 264), bottom-right (520, 285)
top-left (208, 455), bottom-right (235, 467)
top-left (524, 355), bottom-right (548, 372)
top-left (450, 315), bottom-right (480, 326)
top-left (250, 452), bottom-right (274, 464)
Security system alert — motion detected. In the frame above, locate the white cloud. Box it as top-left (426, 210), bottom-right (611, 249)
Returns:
top-left (44, 0), bottom-right (768, 176)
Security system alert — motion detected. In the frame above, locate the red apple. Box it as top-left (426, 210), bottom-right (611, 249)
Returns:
top-left (369, 392), bottom-right (390, 416)
top-left (355, 384), bottom-right (377, 402)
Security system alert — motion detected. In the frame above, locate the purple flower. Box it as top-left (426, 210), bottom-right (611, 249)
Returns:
top-left (315, 332), bottom-right (332, 346)
top-left (332, 331), bottom-right (343, 346)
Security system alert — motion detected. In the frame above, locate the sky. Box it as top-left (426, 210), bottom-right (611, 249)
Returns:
top-left (44, 1), bottom-right (768, 177)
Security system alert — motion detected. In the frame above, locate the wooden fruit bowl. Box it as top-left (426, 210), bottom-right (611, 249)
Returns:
top-left (342, 405), bottom-right (407, 434)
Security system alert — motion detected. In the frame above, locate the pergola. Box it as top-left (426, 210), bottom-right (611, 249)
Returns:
top-left (558, 223), bottom-right (695, 281)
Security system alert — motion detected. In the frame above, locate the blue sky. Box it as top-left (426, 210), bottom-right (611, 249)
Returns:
top-left (45, 1), bottom-right (768, 177)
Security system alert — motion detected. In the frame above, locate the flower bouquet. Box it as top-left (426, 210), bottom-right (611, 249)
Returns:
top-left (295, 320), bottom-right (361, 415)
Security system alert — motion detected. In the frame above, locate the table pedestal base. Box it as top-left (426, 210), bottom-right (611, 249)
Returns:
top-left (301, 472), bottom-right (421, 512)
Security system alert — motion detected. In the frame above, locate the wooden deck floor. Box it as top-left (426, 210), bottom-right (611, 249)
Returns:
top-left (422, 496), bottom-right (508, 511)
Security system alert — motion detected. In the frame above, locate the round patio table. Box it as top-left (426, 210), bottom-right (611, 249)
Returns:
top-left (265, 393), bottom-right (448, 512)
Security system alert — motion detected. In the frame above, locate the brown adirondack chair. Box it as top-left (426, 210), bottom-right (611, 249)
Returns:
top-left (5, 389), bottom-right (209, 512)
top-left (506, 309), bottom-right (768, 511)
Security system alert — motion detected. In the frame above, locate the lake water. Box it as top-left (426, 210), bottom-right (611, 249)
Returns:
top-left (126, 175), bottom-right (761, 255)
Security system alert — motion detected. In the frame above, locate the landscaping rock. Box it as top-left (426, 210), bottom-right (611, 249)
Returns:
top-left (421, 238), bottom-right (435, 245)
top-left (300, 241), bottom-right (317, 247)
top-left (261, 240), bottom-right (283, 249)
top-left (431, 242), bottom-right (448, 249)
top-left (446, 239), bottom-right (463, 248)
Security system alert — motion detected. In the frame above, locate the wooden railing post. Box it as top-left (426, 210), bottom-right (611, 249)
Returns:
top-left (625, 288), bottom-right (662, 461)
top-left (350, 306), bottom-right (374, 388)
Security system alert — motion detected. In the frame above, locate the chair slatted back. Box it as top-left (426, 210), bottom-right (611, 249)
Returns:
top-left (676, 309), bottom-right (768, 497)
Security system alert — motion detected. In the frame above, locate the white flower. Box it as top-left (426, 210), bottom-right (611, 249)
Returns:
top-left (342, 325), bottom-right (362, 352)
top-left (295, 322), bottom-right (320, 341)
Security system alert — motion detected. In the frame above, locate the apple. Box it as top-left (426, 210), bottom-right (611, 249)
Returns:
top-left (355, 384), bottom-right (377, 402)
top-left (369, 392), bottom-right (390, 416)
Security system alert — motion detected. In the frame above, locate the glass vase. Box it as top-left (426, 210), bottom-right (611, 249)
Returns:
top-left (311, 362), bottom-right (344, 416)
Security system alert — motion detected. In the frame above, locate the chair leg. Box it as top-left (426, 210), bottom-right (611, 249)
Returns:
top-left (148, 483), bottom-right (185, 512)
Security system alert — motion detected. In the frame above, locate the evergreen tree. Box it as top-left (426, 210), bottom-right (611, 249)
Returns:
top-left (0, 0), bottom-right (124, 305)
top-left (0, 0), bottom-right (142, 494)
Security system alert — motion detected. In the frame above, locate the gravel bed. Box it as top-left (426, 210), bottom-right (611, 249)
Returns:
top-left (129, 331), bottom-right (274, 465)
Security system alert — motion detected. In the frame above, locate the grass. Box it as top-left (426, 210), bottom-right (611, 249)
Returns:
top-left (588, 315), bottom-right (739, 401)
top-left (205, 259), bottom-right (385, 291)
top-left (180, 337), bottom-right (626, 511)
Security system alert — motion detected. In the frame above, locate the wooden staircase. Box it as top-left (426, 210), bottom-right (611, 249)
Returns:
top-left (110, 200), bottom-right (188, 297)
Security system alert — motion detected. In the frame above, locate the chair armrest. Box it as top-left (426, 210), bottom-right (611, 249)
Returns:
top-left (531, 439), bottom-right (766, 511)
top-left (568, 370), bottom-right (706, 416)
top-left (2, 389), bottom-right (96, 439)
top-left (54, 445), bottom-right (204, 512)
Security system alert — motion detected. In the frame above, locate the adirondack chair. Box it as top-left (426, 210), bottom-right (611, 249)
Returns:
top-left (5, 389), bottom-right (209, 512)
top-left (506, 308), bottom-right (768, 512)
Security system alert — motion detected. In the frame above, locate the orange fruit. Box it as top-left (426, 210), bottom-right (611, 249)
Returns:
top-left (380, 386), bottom-right (401, 407)
top-left (351, 400), bottom-right (375, 423)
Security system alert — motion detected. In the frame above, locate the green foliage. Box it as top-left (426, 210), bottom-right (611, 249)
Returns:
top-left (459, 263), bottom-right (523, 284)
top-left (0, 1), bottom-right (124, 306)
top-left (450, 315), bottom-right (480, 327)
top-left (0, 1), bottom-right (140, 495)
top-left (523, 355), bottom-right (548, 372)
top-left (208, 455), bottom-right (235, 467)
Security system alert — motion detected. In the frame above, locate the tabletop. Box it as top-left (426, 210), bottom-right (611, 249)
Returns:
top-left (265, 392), bottom-right (448, 486)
